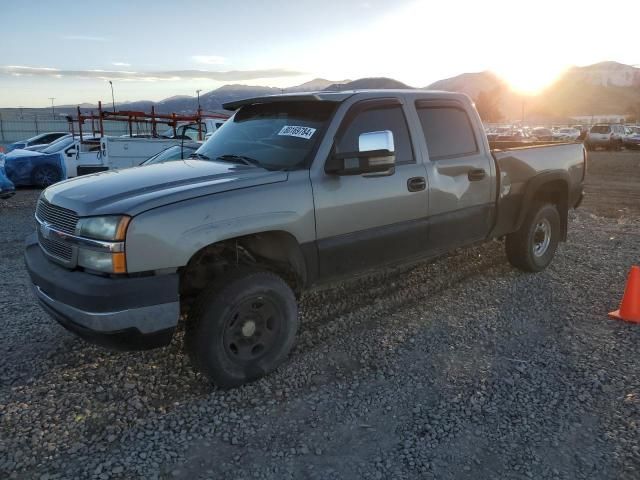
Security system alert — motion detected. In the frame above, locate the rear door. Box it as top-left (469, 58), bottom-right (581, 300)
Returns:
top-left (311, 98), bottom-right (429, 278)
top-left (413, 100), bottom-right (494, 252)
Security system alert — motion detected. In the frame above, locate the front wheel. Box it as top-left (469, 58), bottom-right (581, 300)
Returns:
top-left (31, 165), bottom-right (61, 187)
top-left (185, 269), bottom-right (298, 388)
top-left (505, 203), bottom-right (561, 272)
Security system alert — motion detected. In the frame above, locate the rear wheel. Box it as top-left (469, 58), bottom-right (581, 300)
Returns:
top-left (31, 165), bottom-right (61, 187)
top-left (185, 269), bottom-right (298, 388)
top-left (505, 203), bottom-right (561, 272)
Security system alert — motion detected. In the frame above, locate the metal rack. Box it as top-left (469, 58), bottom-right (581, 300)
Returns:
top-left (70, 101), bottom-right (229, 142)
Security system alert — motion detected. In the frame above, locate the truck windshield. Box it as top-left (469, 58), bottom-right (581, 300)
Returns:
top-left (194, 101), bottom-right (336, 170)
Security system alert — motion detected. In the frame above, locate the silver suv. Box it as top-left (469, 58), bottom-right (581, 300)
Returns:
top-left (586, 124), bottom-right (626, 151)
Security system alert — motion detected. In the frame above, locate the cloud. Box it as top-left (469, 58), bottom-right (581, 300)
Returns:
top-left (61, 35), bottom-right (109, 42)
top-left (112, 62), bottom-right (131, 67)
top-left (0, 65), bottom-right (304, 82)
top-left (191, 55), bottom-right (226, 65)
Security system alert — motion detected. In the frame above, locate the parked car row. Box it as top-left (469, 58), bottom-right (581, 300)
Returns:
top-left (0, 130), bottom-right (205, 192)
top-left (486, 123), bottom-right (640, 151)
top-left (2, 132), bottom-right (69, 153)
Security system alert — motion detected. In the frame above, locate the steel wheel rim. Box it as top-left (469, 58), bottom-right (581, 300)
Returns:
top-left (222, 295), bottom-right (281, 363)
top-left (37, 168), bottom-right (56, 186)
top-left (533, 218), bottom-right (551, 257)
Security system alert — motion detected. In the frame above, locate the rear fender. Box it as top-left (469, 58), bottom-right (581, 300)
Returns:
top-left (515, 172), bottom-right (570, 239)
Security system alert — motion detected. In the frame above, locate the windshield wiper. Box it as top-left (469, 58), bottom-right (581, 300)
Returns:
top-left (216, 154), bottom-right (263, 168)
top-left (189, 152), bottom-right (210, 160)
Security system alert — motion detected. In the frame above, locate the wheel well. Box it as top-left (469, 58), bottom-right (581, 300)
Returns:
top-left (178, 231), bottom-right (306, 315)
top-left (532, 179), bottom-right (569, 239)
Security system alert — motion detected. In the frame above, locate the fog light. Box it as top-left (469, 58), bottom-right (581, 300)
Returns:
top-left (78, 249), bottom-right (127, 274)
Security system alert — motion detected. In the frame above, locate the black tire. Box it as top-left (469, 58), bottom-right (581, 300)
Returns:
top-left (185, 269), bottom-right (298, 388)
top-left (31, 165), bottom-right (61, 187)
top-left (505, 203), bottom-right (561, 272)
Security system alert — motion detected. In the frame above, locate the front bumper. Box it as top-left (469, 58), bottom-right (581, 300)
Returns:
top-left (24, 233), bottom-right (180, 350)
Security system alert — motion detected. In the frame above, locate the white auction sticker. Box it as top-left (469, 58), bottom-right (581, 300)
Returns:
top-left (277, 125), bottom-right (316, 140)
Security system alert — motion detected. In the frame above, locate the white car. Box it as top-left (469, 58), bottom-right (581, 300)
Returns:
top-left (23, 134), bottom-right (73, 152)
top-left (552, 128), bottom-right (580, 141)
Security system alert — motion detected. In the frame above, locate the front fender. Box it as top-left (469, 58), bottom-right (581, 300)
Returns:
top-left (125, 172), bottom-right (316, 273)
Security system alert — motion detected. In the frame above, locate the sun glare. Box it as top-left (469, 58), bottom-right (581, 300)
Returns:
top-left (493, 63), bottom-right (568, 95)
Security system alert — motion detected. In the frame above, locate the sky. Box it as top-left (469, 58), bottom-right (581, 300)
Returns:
top-left (1, 0), bottom-right (640, 107)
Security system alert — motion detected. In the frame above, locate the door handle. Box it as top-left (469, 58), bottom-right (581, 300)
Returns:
top-left (468, 168), bottom-right (486, 181)
top-left (407, 176), bottom-right (426, 192)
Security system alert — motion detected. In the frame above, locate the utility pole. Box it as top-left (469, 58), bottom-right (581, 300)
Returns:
top-left (48, 97), bottom-right (56, 118)
top-left (196, 89), bottom-right (202, 110)
top-left (108, 80), bottom-right (116, 112)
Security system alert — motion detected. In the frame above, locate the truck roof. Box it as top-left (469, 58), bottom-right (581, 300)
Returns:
top-left (223, 89), bottom-right (470, 110)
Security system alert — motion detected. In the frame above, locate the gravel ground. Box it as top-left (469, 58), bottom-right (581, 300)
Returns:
top-left (1, 152), bottom-right (640, 479)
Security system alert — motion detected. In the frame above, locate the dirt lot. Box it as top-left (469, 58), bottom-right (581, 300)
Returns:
top-left (583, 151), bottom-right (640, 218)
top-left (0, 151), bottom-right (639, 479)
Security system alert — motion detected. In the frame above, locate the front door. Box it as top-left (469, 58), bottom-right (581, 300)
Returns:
top-left (311, 99), bottom-right (429, 278)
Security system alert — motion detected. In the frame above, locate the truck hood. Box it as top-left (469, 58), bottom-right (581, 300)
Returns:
top-left (43, 160), bottom-right (288, 216)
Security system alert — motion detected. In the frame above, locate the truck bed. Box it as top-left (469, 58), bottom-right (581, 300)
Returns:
top-left (489, 141), bottom-right (586, 238)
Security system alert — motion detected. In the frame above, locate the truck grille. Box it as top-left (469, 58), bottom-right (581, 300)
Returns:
top-left (35, 200), bottom-right (79, 235)
top-left (35, 199), bottom-right (78, 263)
top-left (38, 234), bottom-right (73, 261)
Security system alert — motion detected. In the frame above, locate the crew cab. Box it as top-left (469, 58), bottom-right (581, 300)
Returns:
top-left (25, 90), bottom-right (586, 388)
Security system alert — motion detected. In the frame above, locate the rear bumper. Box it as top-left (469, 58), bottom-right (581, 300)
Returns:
top-left (24, 233), bottom-right (180, 350)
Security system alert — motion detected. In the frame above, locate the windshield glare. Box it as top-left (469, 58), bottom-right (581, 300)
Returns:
top-left (194, 101), bottom-right (336, 170)
top-left (42, 136), bottom-right (73, 153)
top-left (142, 145), bottom-right (197, 165)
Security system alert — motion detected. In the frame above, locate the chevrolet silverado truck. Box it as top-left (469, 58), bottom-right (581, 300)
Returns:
top-left (25, 90), bottom-right (586, 388)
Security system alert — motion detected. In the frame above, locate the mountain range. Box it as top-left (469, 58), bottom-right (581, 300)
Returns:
top-left (425, 62), bottom-right (640, 121)
top-left (4, 62), bottom-right (640, 122)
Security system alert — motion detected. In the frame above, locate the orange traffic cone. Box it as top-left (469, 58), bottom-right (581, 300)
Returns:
top-left (609, 266), bottom-right (640, 324)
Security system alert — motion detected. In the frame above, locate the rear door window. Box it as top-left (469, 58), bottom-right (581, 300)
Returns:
top-left (416, 106), bottom-right (478, 159)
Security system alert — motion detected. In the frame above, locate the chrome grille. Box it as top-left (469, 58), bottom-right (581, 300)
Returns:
top-left (35, 199), bottom-right (78, 264)
top-left (38, 233), bottom-right (73, 261)
top-left (35, 200), bottom-right (79, 235)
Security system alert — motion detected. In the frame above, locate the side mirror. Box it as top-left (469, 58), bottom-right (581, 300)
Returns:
top-left (326, 130), bottom-right (396, 175)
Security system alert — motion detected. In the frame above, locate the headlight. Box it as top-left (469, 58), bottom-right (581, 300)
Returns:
top-left (76, 215), bottom-right (130, 274)
top-left (77, 215), bottom-right (130, 241)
